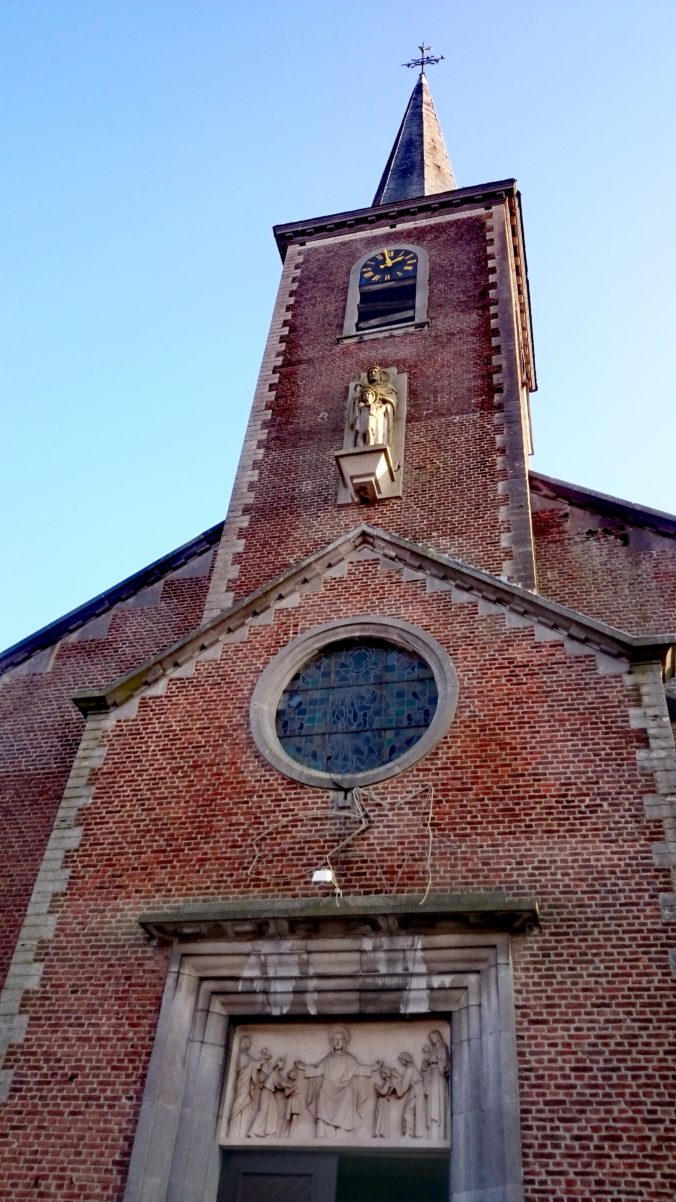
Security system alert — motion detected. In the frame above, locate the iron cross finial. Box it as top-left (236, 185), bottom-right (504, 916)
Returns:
top-left (402, 42), bottom-right (445, 76)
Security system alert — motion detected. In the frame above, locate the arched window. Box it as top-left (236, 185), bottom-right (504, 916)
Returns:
top-left (357, 249), bottom-right (418, 330)
top-left (342, 245), bottom-right (429, 339)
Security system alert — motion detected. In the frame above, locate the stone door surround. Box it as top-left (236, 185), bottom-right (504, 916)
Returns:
top-left (124, 898), bottom-right (529, 1202)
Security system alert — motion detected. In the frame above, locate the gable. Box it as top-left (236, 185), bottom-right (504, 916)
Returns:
top-left (0, 518), bottom-right (222, 992)
top-left (58, 536), bottom-right (665, 909)
top-left (0, 519), bottom-right (223, 677)
top-left (530, 471), bottom-right (676, 633)
top-left (73, 524), bottom-right (674, 721)
top-left (0, 525), bottom-right (663, 1087)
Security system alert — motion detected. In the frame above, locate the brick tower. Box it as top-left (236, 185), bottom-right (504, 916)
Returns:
top-left (204, 66), bottom-right (536, 624)
top-left (1, 61), bottom-right (675, 1202)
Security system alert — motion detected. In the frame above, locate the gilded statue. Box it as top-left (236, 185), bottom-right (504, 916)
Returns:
top-left (350, 365), bottom-right (398, 449)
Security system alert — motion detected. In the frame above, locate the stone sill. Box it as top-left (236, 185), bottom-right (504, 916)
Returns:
top-left (337, 320), bottom-right (429, 345)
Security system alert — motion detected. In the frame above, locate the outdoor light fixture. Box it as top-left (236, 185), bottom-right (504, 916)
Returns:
top-left (311, 867), bottom-right (335, 884)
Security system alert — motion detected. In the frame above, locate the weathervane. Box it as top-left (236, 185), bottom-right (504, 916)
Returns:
top-left (402, 42), bottom-right (445, 75)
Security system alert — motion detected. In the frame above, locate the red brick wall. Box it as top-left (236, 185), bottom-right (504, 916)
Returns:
top-left (532, 500), bottom-right (676, 634)
top-left (0, 560), bottom-right (215, 989)
top-left (231, 212), bottom-right (513, 600)
top-left (0, 561), bottom-right (673, 1200)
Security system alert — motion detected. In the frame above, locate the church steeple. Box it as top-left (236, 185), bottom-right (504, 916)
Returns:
top-left (372, 67), bottom-right (456, 206)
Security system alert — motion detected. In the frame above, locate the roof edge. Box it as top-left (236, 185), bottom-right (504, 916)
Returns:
top-left (72, 524), bottom-right (675, 717)
top-left (273, 177), bottom-right (535, 394)
top-left (0, 520), bottom-right (224, 676)
top-left (530, 471), bottom-right (676, 536)
top-left (273, 178), bottom-right (518, 257)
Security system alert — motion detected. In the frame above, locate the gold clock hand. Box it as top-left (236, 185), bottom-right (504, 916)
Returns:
top-left (382, 249), bottom-right (394, 268)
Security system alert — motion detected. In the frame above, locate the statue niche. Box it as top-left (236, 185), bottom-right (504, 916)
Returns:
top-left (335, 364), bottom-right (407, 504)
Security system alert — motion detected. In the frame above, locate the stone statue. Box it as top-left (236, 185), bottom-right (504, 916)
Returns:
top-left (281, 1068), bottom-right (301, 1137)
top-left (350, 365), bottom-right (398, 449)
top-left (372, 1066), bottom-right (394, 1138)
top-left (249, 1055), bottom-right (288, 1138)
top-left (296, 1025), bottom-right (381, 1137)
top-left (228, 1037), bottom-right (271, 1137)
top-left (392, 1052), bottom-right (426, 1138)
top-left (424, 1030), bottom-right (450, 1140)
top-left (421, 1042), bottom-right (432, 1115)
top-left (223, 1021), bottom-right (450, 1147)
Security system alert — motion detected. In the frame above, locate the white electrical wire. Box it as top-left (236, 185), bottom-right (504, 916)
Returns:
top-left (246, 779), bottom-right (455, 904)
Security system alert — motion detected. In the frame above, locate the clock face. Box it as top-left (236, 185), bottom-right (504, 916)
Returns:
top-left (359, 248), bottom-right (417, 286)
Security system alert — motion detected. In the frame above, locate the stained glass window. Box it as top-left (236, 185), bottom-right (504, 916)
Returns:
top-left (275, 638), bottom-right (438, 776)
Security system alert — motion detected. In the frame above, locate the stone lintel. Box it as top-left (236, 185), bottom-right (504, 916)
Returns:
top-left (138, 891), bottom-right (539, 943)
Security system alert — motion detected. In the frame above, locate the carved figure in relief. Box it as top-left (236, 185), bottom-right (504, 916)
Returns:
top-left (228, 1037), bottom-right (271, 1137)
top-left (425, 1030), bottom-right (450, 1140)
top-left (225, 1026), bottom-right (450, 1146)
top-left (392, 1052), bottom-right (426, 1138)
top-left (296, 1025), bottom-right (382, 1137)
top-left (372, 1066), bottom-right (394, 1138)
top-left (421, 1043), bottom-right (432, 1124)
top-left (249, 1056), bottom-right (288, 1138)
top-left (282, 1069), bottom-right (301, 1137)
top-left (350, 365), bottom-right (397, 449)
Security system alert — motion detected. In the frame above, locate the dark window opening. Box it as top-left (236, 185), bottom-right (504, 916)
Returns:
top-left (355, 249), bottom-right (419, 332)
top-left (219, 1151), bottom-right (448, 1202)
top-left (357, 281), bottom-right (417, 331)
top-left (336, 1153), bottom-right (447, 1202)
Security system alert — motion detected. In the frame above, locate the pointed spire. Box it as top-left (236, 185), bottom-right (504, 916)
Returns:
top-left (373, 73), bottom-right (456, 206)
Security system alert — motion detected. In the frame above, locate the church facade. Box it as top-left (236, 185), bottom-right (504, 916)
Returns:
top-left (1, 69), bottom-right (675, 1202)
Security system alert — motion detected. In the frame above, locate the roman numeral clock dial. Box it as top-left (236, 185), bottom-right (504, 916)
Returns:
top-left (360, 248), bottom-right (417, 284)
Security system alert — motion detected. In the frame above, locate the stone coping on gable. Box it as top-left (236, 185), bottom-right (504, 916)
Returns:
top-left (0, 519), bottom-right (224, 675)
top-left (530, 471), bottom-right (676, 537)
top-left (71, 525), bottom-right (676, 718)
top-left (138, 891), bottom-right (540, 942)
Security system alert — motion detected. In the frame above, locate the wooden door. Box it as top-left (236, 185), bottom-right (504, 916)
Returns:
top-left (219, 1152), bottom-right (337, 1202)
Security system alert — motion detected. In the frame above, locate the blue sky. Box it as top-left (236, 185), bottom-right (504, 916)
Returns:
top-left (1, 0), bottom-right (675, 649)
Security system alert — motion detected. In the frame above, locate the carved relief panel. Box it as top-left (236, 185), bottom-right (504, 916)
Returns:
top-left (219, 1020), bottom-right (450, 1150)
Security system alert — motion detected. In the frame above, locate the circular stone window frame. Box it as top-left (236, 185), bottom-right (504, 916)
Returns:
top-left (250, 617), bottom-right (458, 789)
